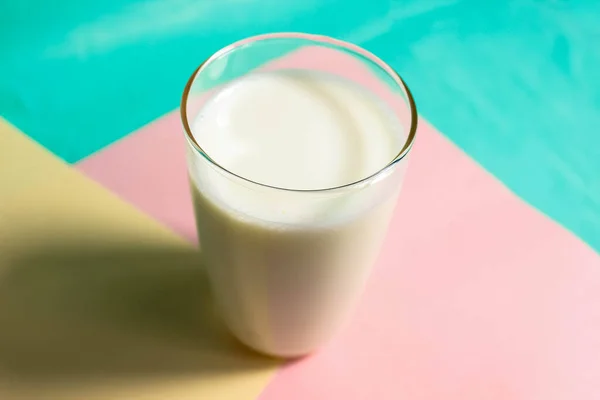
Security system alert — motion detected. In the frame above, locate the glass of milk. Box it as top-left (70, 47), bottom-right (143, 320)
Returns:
top-left (181, 33), bottom-right (417, 358)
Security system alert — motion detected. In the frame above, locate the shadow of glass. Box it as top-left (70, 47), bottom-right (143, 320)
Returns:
top-left (0, 241), bottom-right (276, 386)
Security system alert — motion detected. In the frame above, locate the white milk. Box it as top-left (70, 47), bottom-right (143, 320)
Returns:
top-left (187, 69), bottom-right (407, 357)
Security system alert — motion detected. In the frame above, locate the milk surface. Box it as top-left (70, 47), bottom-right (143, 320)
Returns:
top-left (187, 69), bottom-right (407, 356)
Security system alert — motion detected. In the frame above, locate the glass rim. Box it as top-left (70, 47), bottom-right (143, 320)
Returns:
top-left (180, 32), bottom-right (418, 193)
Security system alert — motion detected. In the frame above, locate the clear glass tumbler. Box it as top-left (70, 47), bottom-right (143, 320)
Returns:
top-left (181, 33), bottom-right (417, 358)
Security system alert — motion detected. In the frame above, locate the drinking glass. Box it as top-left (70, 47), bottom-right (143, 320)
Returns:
top-left (181, 33), bottom-right (417, 358)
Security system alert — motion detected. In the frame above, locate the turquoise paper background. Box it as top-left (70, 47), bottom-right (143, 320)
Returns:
top-left (1, 0), bottom-right (599, 250)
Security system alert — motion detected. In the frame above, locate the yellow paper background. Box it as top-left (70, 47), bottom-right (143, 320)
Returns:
top-left (0, 118), bottom-right (278, 399)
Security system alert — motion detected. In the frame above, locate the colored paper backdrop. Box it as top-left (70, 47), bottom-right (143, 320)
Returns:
top-left (1, 1), bottom-right (599, 399)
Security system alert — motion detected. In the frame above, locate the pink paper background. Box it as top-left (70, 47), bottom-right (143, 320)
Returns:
top-left (78, 48), bottom-right (600, 399)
